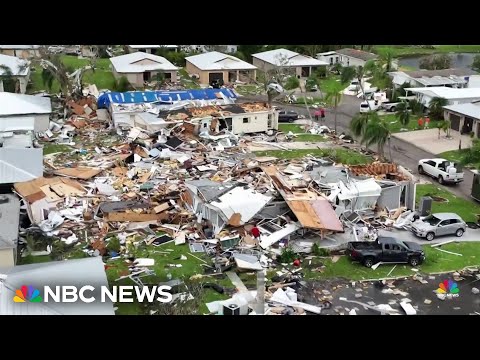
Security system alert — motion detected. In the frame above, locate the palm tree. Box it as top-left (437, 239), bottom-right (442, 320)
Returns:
top-left (362, 117), bottom-right (392, 160)
top-left (350, 111), bottom-right (372, 138)
top-left (377, 47), bottom-right (395, 72)
top-left (441, 119), bottom-right (452, 138)
top-left (429, 96), bottom-right (448, 120)
top-left (409, 99), bottom-right (424, 116)
top-left (340, 66), bottom-right (356, 85)
top-left (324, 79), bottom-right (344, 133)
top-left (395, 102), bottom-right (410, 128)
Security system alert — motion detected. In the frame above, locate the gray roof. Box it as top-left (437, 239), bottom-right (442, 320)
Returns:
top-left (0, 257), bottom-right (115, 315)
top-left (0, 194), bottom-right (20, 250)
top-left (403, 68), bottom-right (477, 78)
top-left (0, 45), bottom-right (40, 50)
top-left (186, 179), bottom-right (234, 201)
top-left (0, 93), bottom-right (51, 116)
top-left (443, 102), bottom-right (480, 120)
top-left (336, 48), bottom-right (378, 61)
top-left (431, 213), bottom-right (463, 220)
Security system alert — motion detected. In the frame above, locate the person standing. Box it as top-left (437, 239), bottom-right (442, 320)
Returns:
top-left (314, 109), bottom-right (320, 122)
top-left (425, 116), bottom-right (430, 129)
top-left (320, 107), bottom-right (326, 122)
top-left (418, 117), bottom-right (424, 129)
top-left (251, 225), bottom-right (261, 241)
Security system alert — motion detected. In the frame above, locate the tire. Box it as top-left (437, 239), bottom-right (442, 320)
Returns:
top-left (363, 257), bottom-right (374, 268)
top-left (409, 256), bottom-right (420, 267)
top-left (288, 118), bottom-right (294, 123)
top-left (418, 165), bottom-right (424, 174)
top-left (438, 176), bottom-right (444, 185)
top-left (390, 106), bottom-right (396, 112)
top-left (426, 232), bottom-right (435, 241)
top-left (456, 228), bottom-right (464, 237)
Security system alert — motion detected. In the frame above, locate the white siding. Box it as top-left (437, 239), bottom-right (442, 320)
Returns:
top-left (34, 114), bottom-right (50, 132)
top-left (231, 112), bottom-right (270, 134)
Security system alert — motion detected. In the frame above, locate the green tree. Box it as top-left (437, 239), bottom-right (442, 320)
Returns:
top-left (395, 102), bottom-right (410, 128)
top-left (350, 112), bottom-right (371, 138)
top-left (441, 119), bottom-right (452, 138)
top-left (340, 66), bottom-right (357, 84)
top-left (362, 116), bottom-right (392, 159)
top-left (377, 47), bottom-right (395, 72)
top-left (0, 65), bottom-right (17, 92)
top-left (238, 45), bottom-right (265, 61)
top-left (113, 76), bottom-right (132, 92)
top-left (472, 55), bottom-right (480, 72)
top-left (429, 96), bottom-right (448, 120)
top-left (462, 138), bottom-right (480, 166)
top-left (284, 76), bottom-right (300, 90)
top-left (420, 54), bottom-right (451, 70)
top-left (324, 79), bottom-right (344, 133)
top-left (409, 99), bottom-right (424, 116)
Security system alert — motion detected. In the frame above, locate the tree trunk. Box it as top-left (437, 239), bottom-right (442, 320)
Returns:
top-left (334, 103), bottom-right (338, 133)
top-left (388, 137), bottom-right (393, 162)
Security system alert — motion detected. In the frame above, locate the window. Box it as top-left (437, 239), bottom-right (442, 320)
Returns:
top-left (335, 56), bottom-right (339, 63)
top-left (330, 57), bottom-right (333, 65)
top-left (203, 123), bottom-right (208, 128)
top-left (425, 160), bottom-right (436, 166)
top-left (439, 220), bottom-right (450, 227)
top-left (268, 114), bottom-right (272, 120)
top-left (391, 245), bottom-right (401, 251)
top-left (243, 117), bottom-right (250, 124)
top-left (400, 246), bottom-right (407, 252)
top-left (384, 244), bottom-right (391, 250)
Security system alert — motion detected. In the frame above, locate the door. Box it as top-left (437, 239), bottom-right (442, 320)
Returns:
top-left (436, 219), bottom-right (451, 236)
top-left (450, 114), bottom-right (461, 131)
top-left (422, 160), bottom-right (437, 174)
top-left (382, 243), bottom-right (399, 262)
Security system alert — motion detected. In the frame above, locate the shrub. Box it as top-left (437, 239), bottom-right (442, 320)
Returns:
top-left (278, 247), bottom-right (298, 263)
top-left (312, 243), bottom-right (331, 256)
top-left (113, 76), bottom-right (131, 92)
top-left (284, 76), bottom-right (300, 90)
top-left (106, 236), bottom-right (121, 253)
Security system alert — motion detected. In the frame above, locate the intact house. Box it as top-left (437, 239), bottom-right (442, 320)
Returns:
top-left (405, 86), bottom-right (480, 108)
top-left (388, 68), bottom-right (479, 89)
top-left (183, 45), bottom-right (238, 54)
top-left (0, 45), bottom-right (40, 59)
top-left (443, 101), bottom-right (480, 137)
top-left (127, 45), bottom-right (179, 54)
top-left (0, 194), bottom-right (20, 268)
top-left (0, 54), bottom-right (30, 94)
top-left (0, 92), bottom-right (52, 133)
top-left (166, 103), bottom-right (279, 136)
top-left (317, 51), bottom-right (341, 66)
top-left (110, 52), bottom-right (179, 88)
top-left (0, 257), bottom-right (115, 315)
top-left (334, 48), bottom-right (379, 67)
top-left (252, 48), bottom-right (328, 78)
top-left (185, 51), bottom-right (257, 86)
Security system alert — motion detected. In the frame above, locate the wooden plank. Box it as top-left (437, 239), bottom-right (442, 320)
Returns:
top-left (55, 167), bottom-right (103, 180)
top-left (105, 212), bottom-right (168, 222)
top-left (154, 202), bottom-right (170, 213)
top-left (50, 183), bottom-right (85, 197)
top-left (39, 185), bottom-right (62, 202)
top-left (227, 213), bottom-right (242, 227)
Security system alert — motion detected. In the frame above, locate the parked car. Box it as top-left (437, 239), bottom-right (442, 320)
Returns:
top-left (381, 100), bottom-right (410, 112)
top-left (418, 158), bottom-right (464, 185)
top-left (359, 99), bottom-right (381, 113)
top-left (47, 45), bottom-right (65, 54)
top-left (278, 110), bottom-right (299, 123)
top-left (346, 237), bottom-right (425, 268)
top-left (410, 213), bottom-right (466, 241)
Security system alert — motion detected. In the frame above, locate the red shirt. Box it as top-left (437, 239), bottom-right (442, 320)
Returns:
top-left (320, 108), bottom-right (325, 116)
top-left (418, 118), bottom-right (424, 126)
top-left (251, 227), bottom-right (260, 237)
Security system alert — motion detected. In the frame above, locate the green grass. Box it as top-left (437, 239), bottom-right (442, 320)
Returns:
top-left (294, 96), bottom-right (324, 105)
top-left (416, 184), bottom-right (480, 223)
top-left (373, 45), bottom-right (480, 58)
top-left (278, 124), bottom-right (303, 133)
top-left (294, 134), bottom-right (328, 142)
top-left (235, 84), bottom-right (262, 95)
top-left (304, 242), bottom-right (480, 280)
top-left (254, 148), bottom-right (372, 165)
top-left (43, 144), bottom-right (73, 155)
top-left (438, 149), bottom-right (471, 165)
top-left (105, 241), bottom-right (238, 315)
top-left (381, 114), bottom-right (432, 133)
top-left (28, 55), bottom-right (115, 93)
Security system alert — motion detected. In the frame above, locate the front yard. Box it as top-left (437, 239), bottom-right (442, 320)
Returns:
top-left (254, 148), bottom-right (372, 164)
top-left (416, 184), bottom-right (480, 223)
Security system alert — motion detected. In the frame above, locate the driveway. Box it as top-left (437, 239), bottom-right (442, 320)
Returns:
top-left (393, 129), bottom-right (473, 154)
top-left (238, 94), bottom-right (477, 202)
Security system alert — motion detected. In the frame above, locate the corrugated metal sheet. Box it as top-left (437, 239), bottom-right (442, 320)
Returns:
top-left (97, 89), bottom-right (238, 108)
top-left (0, 148), bottom-right (43, 183)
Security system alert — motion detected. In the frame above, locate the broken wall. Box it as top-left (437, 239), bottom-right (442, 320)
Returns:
top-left (376, 184), bottom-right (402, 211)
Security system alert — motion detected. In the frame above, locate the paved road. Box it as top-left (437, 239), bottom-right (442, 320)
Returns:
top-left (238, 94), bottom-right (476, 202)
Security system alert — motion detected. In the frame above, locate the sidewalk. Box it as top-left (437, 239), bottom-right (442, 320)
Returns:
top-left (392, 129), bottom-right (472, 154)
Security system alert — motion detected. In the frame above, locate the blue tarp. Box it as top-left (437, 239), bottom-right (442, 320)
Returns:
top-left (97, 89), bottom-right (238, 109)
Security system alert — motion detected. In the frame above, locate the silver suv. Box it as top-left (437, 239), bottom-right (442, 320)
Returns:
top-left (410, 213), bottom-right (466, 241)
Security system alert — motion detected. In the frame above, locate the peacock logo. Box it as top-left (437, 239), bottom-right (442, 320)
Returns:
top-left (436, 280), bottom-right (460, 298)
top-left (13, 285), bottom-right (43, 303)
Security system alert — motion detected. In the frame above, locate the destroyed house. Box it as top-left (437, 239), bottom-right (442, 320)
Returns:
top-left (183, 180), bottom-right (273, 234)
top-left (167, 103), bottom-right (279, 135)
top-left (97, 89), bottom-right (239, 129)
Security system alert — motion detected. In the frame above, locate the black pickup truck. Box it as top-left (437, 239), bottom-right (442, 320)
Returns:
top-left (346, 237), bottom-right (425, 268)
